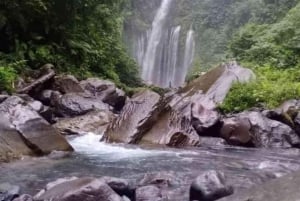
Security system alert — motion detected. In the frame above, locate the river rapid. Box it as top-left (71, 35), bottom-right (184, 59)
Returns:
top-left (1, 133), bottom-right (300, 200)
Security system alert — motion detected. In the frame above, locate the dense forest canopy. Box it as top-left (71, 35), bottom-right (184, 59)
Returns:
top-left (0, 0), bottom-right (141, 92)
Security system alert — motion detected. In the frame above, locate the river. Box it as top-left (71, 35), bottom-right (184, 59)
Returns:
top-left (1, 133), bottom-right (300, 200)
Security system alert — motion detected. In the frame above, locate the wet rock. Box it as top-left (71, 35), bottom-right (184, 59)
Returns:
top-left (37, 90), bottom-right (57, 106)
top-left (139, 172), bottom-right (178, 189)
top-left (0, 107), bottom-right (34, 162)
top-left (53, 110), bottom-right (113, 135)
top-left (221, 117), bottom-right (252, 146)
top-left (80, 78), bottom-right (126, 111)
top-left (53, 75), bottom-right (85, 94)
top-left (200, 137), bottom-right (226, 147)
top-left (13, 194), bottom-right (33, 201)
top-left (27, 100), bottom-right (44, 113)
top-left (221, 111), bottom-right (300, 148)
top-left (35, 177), bottom-right (123, 201)
top-left (139, 92), bottom-right (201, 147)
top-left (190, 170), bottom-right (233, 201)
top-left (102, 90), bottom-right (162, 144)
top-left (55, 92), bottom-right (110, 117)
top-left (0, 95), bottom-right (9, 103)
top-left (219, 170), bottom-right (300, 201)
top-left (100, 176), bottom-right (135, 200)
top-left (181, 61), bottom-right (255, 104)
top-left (0, 96), bottom-right (73, 155)
top-left (136, 185), bottom-right (163, 201)
top-left (0, 183), bottom-right (20, 201)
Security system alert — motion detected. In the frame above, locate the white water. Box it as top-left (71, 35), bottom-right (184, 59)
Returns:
top-left (179, 29), bottom-right (195, 84)
top-left (136, 0), bottom-right (196, 88)
top-left (141, 0), bottom-right (172, 84)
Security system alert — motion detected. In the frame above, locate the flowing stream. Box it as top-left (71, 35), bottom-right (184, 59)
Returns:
top-left (1, 133), bottom-right (300, 200)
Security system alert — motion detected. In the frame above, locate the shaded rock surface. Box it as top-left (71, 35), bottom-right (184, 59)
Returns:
top-left (53, 110), bottom-right (113, 135)
top-left (219, 170), bottom-right (300, 201)
top-left (53, 75), bottom-right (84, 94)
top-left (181, 61), bottom-right (255, 104)
top-left (102, 90), bottom-right (162, 144)
top-left (189, 171), bottom-right (233, 201)
top-left (80, 78), bottom-right (126, 111)
top-left (135, 185), bottom-right (163, 201)
top-left (221, 111), bottom-right (300, 148)
top-left (0, 96), bottom-right (73, 160)
top-left (54, 92), bottom-right (110, 117)
top-left (34, 177), bottom-right (123, 201)
top-left (0, 183), bottom-right (20, 201)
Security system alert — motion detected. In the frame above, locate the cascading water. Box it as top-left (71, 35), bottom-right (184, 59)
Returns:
top-left (136, 0), bottom-right (195, 88)
top-left (179, 29), bottom-right (195, 84)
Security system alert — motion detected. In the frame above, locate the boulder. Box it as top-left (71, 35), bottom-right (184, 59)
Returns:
top-left (0, 95), bottom-right (9, 103)
top-left (102, 90), bottom-right (162, 144)
top-left (139, 102), bottom-right (200, 147)
top-left (0, 96), bottom-right (73, 155)
top-left (221, 111), bottom-right (300, 148)
top-left (13, 194), bottom-right (33, 201)
top-left (0, 183), bottom-right (20, 201)
top-left (54, 93), bottom-right (110, 117)
top-left (37, 90), bottom-right (59, 106)
top-left (34, 177), bottom-right (123, 201)
top-left (135, 185), bottom-right (163, 201)
top-left (80, 78), bottom-right (126, 111)
top-left (218, 170), bottom-right (300, 201)
top-left (190, 171), bottom-right (233, 201)
top-left (53, 75), bottom-right (85, 94)
top-left (0, 116), bottom-right (33, 162)
top-left (100, 177), bottom-right (135, 200)
top-left (139, 172), bottom-right (178, 189)
top-left (54, 110), bottom-right (113, 135)
top-left (181, 61), bottom-right (255, 104)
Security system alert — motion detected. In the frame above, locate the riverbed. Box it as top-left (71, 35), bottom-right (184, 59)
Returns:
top-left (1, 133), bottom-right (300, 200)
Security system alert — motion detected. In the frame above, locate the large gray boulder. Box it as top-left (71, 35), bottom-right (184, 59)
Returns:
top-left (221, 111), bottom-right (300, 148)
top-left (139, 92), bottom-right (200, 147)
top-left (136, 185), bottom-right (163, 201)
top-left (189, 171), bottom-right (233, 201)
top-left (34, 177), bottom-right (123, 201)
top-left (0, 183), bottom-right (20, 201)
top-left (54, 92), bottom-right (110, 117)
top-left (0, 96), bottom-right (73, 158)
top-left (80, 78), bottom-right (126, 111)
top-left (219, 170), bottom-right (300, 201)
top-left (102, 90), bottom-right (162, 144)
top-left (181, 61), bottom-right (255, 104)
top-left (53, 110), bottom-right (113, 135)
top-left (53, 75), bottom-right (85, 94)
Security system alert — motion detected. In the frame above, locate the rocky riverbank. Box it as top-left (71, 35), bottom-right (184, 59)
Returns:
top-left (2, 62), bottom-right (300, 200)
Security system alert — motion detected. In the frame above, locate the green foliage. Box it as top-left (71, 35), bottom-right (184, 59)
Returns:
top-left (220, 65), bottom-right (300, 113)
top-left (230, 2), bottom-right (300, 68)
top-left (0, 65), bottom-right (16, 93)
top-left (0, 0), bottom-right (141, 87)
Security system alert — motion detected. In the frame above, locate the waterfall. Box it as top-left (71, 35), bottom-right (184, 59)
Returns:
top-left (134, 0), bottom-right (195, 88)
top-left (141, 0), bottom-right (172, 84)
top-left (179, 30), bottom-right (195, 84)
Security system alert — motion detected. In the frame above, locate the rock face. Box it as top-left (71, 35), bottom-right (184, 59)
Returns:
top-left (80, 78), bottom-right (126, 111)
top-left (53, 75), bottom-right (85, 94)
top-left (190, 171), bottom-right (233, 201)
top-left (181, 61), bottom-right (255, 104)
top-left (219, 170), bottom-right (300, 201)
top-left (55, 93), bottom-right (110, 117)
top-left (221, 111), bottom-right (300, 148)
top-left (34, 177), bottom-right (123, 201)
top-left (0, 183), bottom-right (20, 201)
top-left (136, 185), bottom-right (163, 201)
top-left (54, 110), bottom-right (113, 135)
top-left (102, 90), bottom-right (162, 144)
top-left (0, 96), bottom-right (73, 160)
top-left (139, 93), bottom-right (201, 147)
